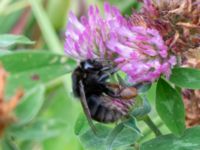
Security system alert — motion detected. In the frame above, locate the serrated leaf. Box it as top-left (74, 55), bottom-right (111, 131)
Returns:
top-left (0, 51), bottom-right (75, 96)
top-left (0, 34), bottom-right (35, 47)
top-left (156, 78), bottom-right (185, 136)
top-left (8, 119), bottom-right (67, 141)
top-left (14, 85), bottom-right (45, 126)
top-left (141, 126), bottom-right (200, 150)
top-left (170, 67), bottom-right (200, 89)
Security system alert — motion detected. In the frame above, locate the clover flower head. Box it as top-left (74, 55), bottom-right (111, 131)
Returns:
top-left (65, 2), bottom-right (176, 83)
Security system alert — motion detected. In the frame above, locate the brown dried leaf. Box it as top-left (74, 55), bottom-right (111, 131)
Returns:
top-left (0, 65), bottom-right (24, 136)
top-left (177, 22), bottom-right (200, 28)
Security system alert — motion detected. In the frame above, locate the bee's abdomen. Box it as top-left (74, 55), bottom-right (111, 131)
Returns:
top-left (87, 95), bottom-right (133, 123)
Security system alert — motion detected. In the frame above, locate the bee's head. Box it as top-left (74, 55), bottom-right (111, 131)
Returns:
top-left (80, 59), bottom-right (103, 71)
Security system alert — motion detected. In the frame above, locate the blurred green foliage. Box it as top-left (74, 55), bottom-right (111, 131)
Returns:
top-left (0, 0), bottom-right (200, 150)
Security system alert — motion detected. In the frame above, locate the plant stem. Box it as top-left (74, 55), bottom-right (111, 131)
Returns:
top-left (28, 0), bottom-right (63, 54)
top-left (134, 143), bottom-right (140, 150)
top-left (143, 115), bottom-right (162, 137)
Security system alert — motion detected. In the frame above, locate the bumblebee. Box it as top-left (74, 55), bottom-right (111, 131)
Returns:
top-left (72, 59), bottom-right (137, 131)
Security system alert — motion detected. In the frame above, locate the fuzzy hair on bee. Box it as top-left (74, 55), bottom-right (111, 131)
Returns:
top-left (72, 59), bottom-right (137, 132)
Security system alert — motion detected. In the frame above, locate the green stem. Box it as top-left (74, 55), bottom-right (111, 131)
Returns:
top-left (134, 143), bottom-right (140, 150)
top-left (28, 0), bottom-right (63, 54)
top-left (143, 115), bottom-right (162, 137)
top-left (138, 120), bottom-right (164, 143)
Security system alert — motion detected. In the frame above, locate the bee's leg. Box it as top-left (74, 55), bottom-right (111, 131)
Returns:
top-left (104, 85), bottom-right (122, 98)
top-left (98, 73), bottom-right (110, 82)
top-left (98, 68), bottom-right (118, 82)
top-left (96, 81), bottom-right (121, 98)
top-left (100, 66), bottom-right (111, 72)
top-left (79, 80), bottom-right (97, 134)
top-left (97, 74), bottom-right (113, 94)
top-left (104, 89), bottom-right (120, 98)
top-left (97, 68), bottom-right (121, 98)
top-left (105, 67), bottom-right (118, 75)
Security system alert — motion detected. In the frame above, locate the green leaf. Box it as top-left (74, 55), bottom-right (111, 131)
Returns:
top-left (0, 51), bottom-right (74, 73)
top-left (0, 34), bottom-right (34, 47)
top-left (107, 126), bottom-right (140, 150)
top-left (0, 50), bottom-right (11, 56)
top-left (42, 84), bottom-right (82, 150)
top-left (9, 118), bottom-right (67, 141)
top-left (74, 113), bottom-right (90, 135)
top-left (0, 51), bottom-right (75, 96)
top-left (1, 136), bottom-right (19, 150)
top-left (123, 118), bottom-right (141, 134)
top-left (109, 0), bottom-right (141, 15)
top-left (137, 83), bottom-right (152, 94)
top-left (170, 67), bottom-right (200, 89)
top-left (106, 123), bottom-right (124, 150)
top-left (131, 95), bottom-right (151, 119)
top-left (76, 116), bottom-right (141, 150)
top-left (106, 118), bottom-right (141, 150)
top-left (79, 124), bottom-right (112, 150)
top-left (14, 85), bottom-right (45, 126)
top-left (156, 78), bottom-right (185, 136)
top-left (141, 126), bottom-right (200, 150)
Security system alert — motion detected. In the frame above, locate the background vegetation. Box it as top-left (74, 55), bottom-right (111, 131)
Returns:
top-left (0, 0), bottom-right (200, 150)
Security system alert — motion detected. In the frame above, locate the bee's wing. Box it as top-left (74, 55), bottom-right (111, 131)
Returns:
top-left (79, 80), bottom-right (97, 134)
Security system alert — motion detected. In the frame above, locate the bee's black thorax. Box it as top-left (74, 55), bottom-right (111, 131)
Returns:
top-left (72, 61), bottom-right (106, 97)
